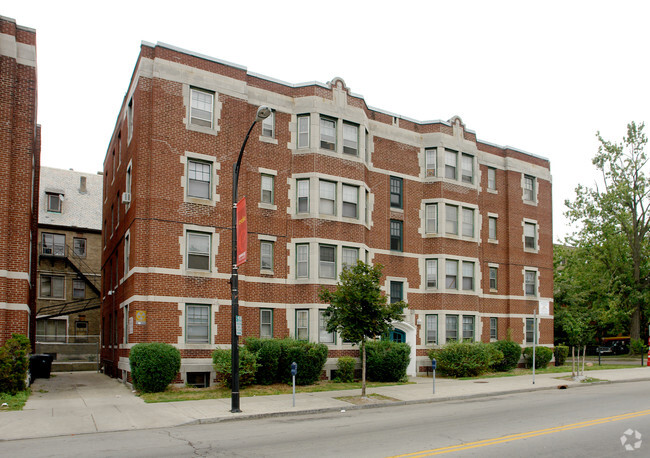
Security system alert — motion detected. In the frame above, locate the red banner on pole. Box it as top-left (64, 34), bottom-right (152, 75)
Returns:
top-left (236, 197), bottom-right (247, 266)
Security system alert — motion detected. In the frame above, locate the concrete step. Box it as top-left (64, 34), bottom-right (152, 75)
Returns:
top-left (52, 361), bottom-right (98, 372)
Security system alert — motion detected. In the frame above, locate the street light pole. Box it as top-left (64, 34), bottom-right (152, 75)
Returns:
top-left (230, 105), bottom-right (271, 413)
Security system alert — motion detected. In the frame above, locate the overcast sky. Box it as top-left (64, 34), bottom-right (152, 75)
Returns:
top-left (5, 1), bottom-right (650, 241)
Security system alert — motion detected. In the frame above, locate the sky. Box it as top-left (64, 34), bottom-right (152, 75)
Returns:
top-left (4, 0), bottom-right (650, 241)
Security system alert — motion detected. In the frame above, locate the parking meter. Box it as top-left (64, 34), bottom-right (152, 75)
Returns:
top-left (431, 358), bottom-right (437, 394)
top-left (291, 362), bottom-right (297, 406)
top-left (291, 362), bottom-right (297, 376)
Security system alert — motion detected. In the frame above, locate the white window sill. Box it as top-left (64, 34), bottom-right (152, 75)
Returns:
top-left (260, 269), bottom-right (274, 276)
top-left (258, 202), bottom-right (277, 211)
top-left (488, 239), bottom-right (498, 244)
top-left (487, 189), bottom-right (498, 194)
top-left (259, 135), bottom-right (278, 145)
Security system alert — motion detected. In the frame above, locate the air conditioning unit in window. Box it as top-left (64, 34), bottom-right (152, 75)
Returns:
top-left (121, 193), bottom-right (131, 204)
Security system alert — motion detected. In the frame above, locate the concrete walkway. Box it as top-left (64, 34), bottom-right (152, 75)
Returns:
top-left (1, 368), bottom-right (649, 441)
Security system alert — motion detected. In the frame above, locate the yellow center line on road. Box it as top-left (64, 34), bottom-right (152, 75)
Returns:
top-left (387, 408), bottom-right (650, 457)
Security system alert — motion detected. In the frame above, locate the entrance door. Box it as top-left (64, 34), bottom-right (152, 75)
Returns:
top-left (389, 328), bottom-right (406, 343)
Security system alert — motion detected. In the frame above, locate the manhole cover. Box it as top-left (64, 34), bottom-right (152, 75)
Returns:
top-left (474, 381), bottom-right (488, 384)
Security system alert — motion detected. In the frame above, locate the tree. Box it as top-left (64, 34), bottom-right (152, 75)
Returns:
top-left (564, 122), bottom-right (650, 341)
top-left (318, 261), bottom-right (406, 397)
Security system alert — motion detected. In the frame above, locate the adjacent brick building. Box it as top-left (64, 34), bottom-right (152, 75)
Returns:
top-left (0, 16), bottom-right (40, 346)
top-left (102, 42), bottom-right (553, 383)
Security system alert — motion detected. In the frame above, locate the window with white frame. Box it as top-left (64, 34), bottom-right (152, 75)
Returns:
top-left (489, 216), bottom-right (497, 240)
top-left (261, 174), bottom-right (274, 204)
top-left (526, 317), bottom-right (535, 343)
top-left (390, 176), bottom-right (403, 209)
top-left (188, 160), bottom-right (211, 199)
top-left (261, 111), bottom-right (274, 138)
top-left (190, 88), bottom-right (214, 128)
top-left (297, 179), bottom-right (309, 213)
top-left (490, 317), bottom-right (498, 340)
top-left (319, 244), bottom-right (336, 279)
top-left (446, 204), bottom-right (458, 235)
top-left (319, 310), bottom-right (335, 343)
top-left (426, 259), bottom-right (438, 288)
top-left (320, 117), bottom-right (336, 151)
top-left (319, 180), bottom-right (336, 215)
top-left (123, 304), bottom-right (129, 345)
top-left (446, 315), bottom-right (458, 342)
top-left (425, 203), bottom-right (438, 234)
top-left (260, 309), bottom-right (273, 339)
top-left (446, 260), bottom-right (458, 289)
top-left (462, 207), bottom-right (474, 237)
top-left (186, 304), bottom-right (210, 343)
top-left (47, 193), bottom-right (62, 213)
top-left (42, 233), bottom-right (65, 256)
top-left (426, 314), bottom-right (438, 344)
top-left (342, 184), bottom-right (358, 218)
top-left (487, 167), bottom-right (496, 190)
top-left (296, 309), bottom-right (309, 340)
top-left (296, 244), bottom-right (309, 278)
top-left (489, 266), bottom-right (498, 290)
top-left (462, 316), bottom-right (475, 341)
top-left (390, 220), bottom-right (403, 251)
top-left (525, 270), bottom-right (537, 296)
top-left (73, 237), bottom-right (86, 257)
top-left (425, 148), bottom-right (437, 177)
top-left (124, 233), bottom-right (130, 274)
top-left (523, 175), bottom-right (536, 202)
top-left (461, 154), bottom-right (474, 184)
top-left (462, 262), bottom-right (474, 291)
top-left (390, 281), bottom-right (403, 303)
top-left (260, 241), bottom-right (273, 271)
top-left (41, 275), bottom-right (64, 298)
top-left (342, 247), bottom-right (359, 269)
top-left (73, 279), bottom-right (85, 299)
top-left (524, 222), bottom-right (537, 250)
top-left (187, 232), bottom-right (211, 271)
top-left (125, 163), bottom-right (132, 206)
top-left (343, 122), bottom-right (358, 155)
top-left (297, 115), bottom-right (310, 148)
top-left (445, 149), bottom-right (458, 179)
top-left (127, 98), bottom-right (133, 143)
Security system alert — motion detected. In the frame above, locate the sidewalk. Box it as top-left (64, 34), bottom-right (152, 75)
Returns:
top-left (1, 367), bottom-right (649, 441)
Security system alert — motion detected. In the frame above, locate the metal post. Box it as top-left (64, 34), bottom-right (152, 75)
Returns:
top-left (532, 308), bottom-right (537, 385)
top-left (292, 374), bottom-right (296, 407)
top-left (432, 369), bottom-right (436, 395)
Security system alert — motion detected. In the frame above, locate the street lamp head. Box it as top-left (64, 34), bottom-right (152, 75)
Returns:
top-left (255, 105), bottom-right (272, 122)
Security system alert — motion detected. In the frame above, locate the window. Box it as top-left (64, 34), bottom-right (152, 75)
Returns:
top-left (320, 117), bottom-right (336, 151)
top-left (118, 132), bottom-right (122, 165)
top-left (188, 160), bottom-right (211, 199)
top-left (186, 372), bottom-right (210, 388)
top-left (36, 319), bottom-right (66, 342)
top-left (426, 259), bottom-right (438, 288)
top-left (390, 176), bottom-right (403, 208)
top-left (41, 275), bottom-right (64, 298)
top-left (47, 193), bottom-right (62, 213)
top-left (126, 163), bottom-right (132, 204)
top-left (127, 98), bottom-right (133, 143)
top-left (73, 279), bottom-right (85, 299)
top-left (261, 174), bottom-right (274, 204)
top-left (524, 222), bottom-right (537, 250)
top-left (296, 244), bottom-right (309, 278)
top-left (445, 260), bottom-right (458, 289)
top-left (446, 315), bottom-right (458, 342)
top-left (526, 317), bottom-right (535, 344)
top-left (525, 270), bottom-right (537, 296)
top-left (124, 233), bottom-right (130, 275)
top-left (489, 217), bottom-right (497, 240)
top-left (390, 220), bottom-right (403, 251)
top-left (462, 208), bottom-right (474, 237)
top-left (445, 149), bottom-right (457, 179)
top-left (425, 148), bottom-right (437, 177)
top-left (462, 316), bottom-right (475, 341)
top-left (319, 310), bottom-right (335, 343)
top-left (319, 180), bottom-right (336, 215)
top-left (342, 247), bottom-right (359, 269)
top-left (425, 203), bottom-right (437, 234)
top-left (186, 304), bottom-right (210, 343)
top-left (489, 267), bottom-right (498, 290)
top-left (296, 309), bottom-right (309, 340)
top-left (343, 122), bottom-right (358, 155)
top-left (342, 185), bottom-right (358, 218)
top-left (190, 88), bottom-right (214, 128)
top-left (462, 262), bottom-right (474, 291)
top-left (261, 111), bottom-right (274, 138)
top-left (260, 241), bottom-right (273, 271)
top-left (297, 179), bottom-right (310, 213)
top-left (426, 314), bottom-right (438, 344)
top-left (73, 238), bottom-right (86, 257)
top-left (187, 232), bottom-right (211, 271)
top-left (390, 281), bottom-right (403, 304)
top-left (319, 244), bottom-right (336, 279)
top-left (461, 154), bottom-right (473, 183)
top-left (111, 205), bottom-right (114, 235)
top-left (487, 167), bottom-right (496, 190)
top-left (260, 309), bottom-right (273, 339)
top-left (490, 317), bottom-right (498, 341)
top-left (523, 175), bottom-right (536, 202)
top-left (42, 233), bottom-right (65, 256)
top-left (446, 204), bottom-right (458, 235)
top-left (297, 115), bottom-right (310, 148)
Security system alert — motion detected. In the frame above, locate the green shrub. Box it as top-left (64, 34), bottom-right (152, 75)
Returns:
top-left (430, 341), bottom-right (495, 377)
top-left (554, 345), bottom-right (569, 366)
top-left (335, 356), bottom-right (356, 382)
top-left (212, 347), bottom-right (258, 388)
top-left (0, 334), bottom-right (31, 395)
top-left (490, 340), bottom-right (522, 371)
top-left (630, 339), bottom-right (647, 355)
top-left (522, 346), bottom-right (553, 369)
top-left (129, 343), bottom-right (181, 393)
top-left (278, 340), bottom-right (328, 385)
top-left (366, 340), bottom-right (410, 382)
top-left (245, 338), bottom-right (281, 385)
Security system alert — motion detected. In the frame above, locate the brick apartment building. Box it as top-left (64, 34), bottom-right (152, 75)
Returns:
top-left (0, 16), bottom-right (40, 346)
top-left (101, 42), bottom-right (552, 384)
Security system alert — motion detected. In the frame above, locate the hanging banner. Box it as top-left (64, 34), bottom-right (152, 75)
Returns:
top-left (236, 197), bottom-right (248, 266)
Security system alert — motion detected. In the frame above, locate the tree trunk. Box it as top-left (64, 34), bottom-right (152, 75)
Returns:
top-left (582, 345), bottom-right (587, 376)
top-left (630, 306), bottom-right (641, 341)
top-left (361, 338), bottom-right (367, 398)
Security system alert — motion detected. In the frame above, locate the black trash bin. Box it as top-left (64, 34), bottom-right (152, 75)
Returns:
top-left (29, 354), bottom-right (53, 380)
